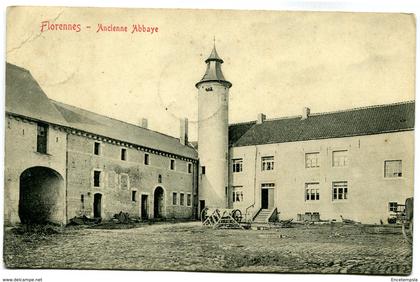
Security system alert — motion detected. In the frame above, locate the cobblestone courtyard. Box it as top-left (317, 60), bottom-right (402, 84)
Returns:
top-left (3, 222), bottom-right (412, 275)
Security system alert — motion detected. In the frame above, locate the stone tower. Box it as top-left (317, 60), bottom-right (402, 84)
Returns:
top-left (196, 45), bottom-right (232, 209)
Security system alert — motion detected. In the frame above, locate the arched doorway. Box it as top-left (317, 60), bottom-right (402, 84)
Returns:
top-left (153, 186), bottom-right (164, 218)
top-left (93, 193), bottom-right (102, 218)
top-left (19, 166), bottom-right (64, 224)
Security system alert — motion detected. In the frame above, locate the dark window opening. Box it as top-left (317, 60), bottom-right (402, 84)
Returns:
top-left (131, 191), bottom-right (137, 202)
top-left (121, 148), bottom-right (127, 161)
top-left (188, 163), bottom-right (192, 173)
top-left (94, 142), bottom-right (101, 155)
top-left (170, 159), bottom-right (175, 170)
top-left (158, 174), bottom-right (162, 183)
top-left (36, 123), bottom-right (48, 154)
top-left (93, 171), bottom-right (101, 187)
top-left (201, 166), bottom-right (206, 175)
top-left (144, 153), bottom-right (150, 165)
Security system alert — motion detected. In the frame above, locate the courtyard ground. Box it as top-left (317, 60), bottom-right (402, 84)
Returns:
top-left (3, 221), bottom-right (412, 275)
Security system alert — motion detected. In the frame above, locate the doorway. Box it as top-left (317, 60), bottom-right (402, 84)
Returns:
top-left (93, 193), bottom-right (102, 218)
top-left (141, 194), bottom-right (149, 219)
top-left (261, 189), bottom-right (274, 209)
top-left (154, 187), bottom-right (164, 218)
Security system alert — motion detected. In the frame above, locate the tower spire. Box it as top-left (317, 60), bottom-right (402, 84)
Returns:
top-left (196, 44), bottom-right (232, 88)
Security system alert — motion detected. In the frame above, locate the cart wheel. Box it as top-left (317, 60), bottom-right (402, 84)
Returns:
top-left (231, 209), bottom-right (242, 223)
top-left (200, 207), bottom-right (209, 223)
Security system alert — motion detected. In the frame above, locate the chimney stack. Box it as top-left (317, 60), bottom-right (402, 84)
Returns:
top-left (302, 107), bottom-right (310, 120)
top-left (257, 113), bottom-right (266, 124)
top-left (141, 118), bottom-right (148, 129)
top-left (180, 118), bottom-right (188, 145)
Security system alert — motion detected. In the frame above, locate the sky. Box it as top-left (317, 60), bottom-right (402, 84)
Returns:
top-left (6, 7), bottom-right (415, 142)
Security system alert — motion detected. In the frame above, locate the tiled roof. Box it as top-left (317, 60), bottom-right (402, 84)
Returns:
top-left (51, 101), bottom-right (198, 159)
top-left (5, 62), bottom-right (69, 127)
top-left (6, 62), bottom-right (197, 160)
top-left (229, 101), bottom-right (415, 147)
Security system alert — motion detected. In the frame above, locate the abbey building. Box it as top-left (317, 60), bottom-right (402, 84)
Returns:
top-left (4, 46), bottom-right (414, 225)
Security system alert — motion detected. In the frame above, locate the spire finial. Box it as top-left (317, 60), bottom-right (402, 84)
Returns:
top-left (213, 36), bottom-right (216, 47)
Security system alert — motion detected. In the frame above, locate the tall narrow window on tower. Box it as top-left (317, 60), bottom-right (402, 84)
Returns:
top-left (36, 122), bottom-right (48, 154)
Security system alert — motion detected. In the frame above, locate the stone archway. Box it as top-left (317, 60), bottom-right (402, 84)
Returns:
top-left (153, 186), bottom-right (165, 218)
top-left (19, 166), bottom-right (64, 224)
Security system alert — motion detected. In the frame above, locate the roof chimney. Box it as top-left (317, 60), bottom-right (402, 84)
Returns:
top-left (257, 113), bottom-right (266, 124)
top-left (180, 118), bottom-right (188, 145)
top-left (141, 118), bottom-right (148, 129)
top-left (302, 107), bottom-right (310, 120)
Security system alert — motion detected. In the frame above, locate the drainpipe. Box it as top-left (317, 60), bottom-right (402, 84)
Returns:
top-left (245, 145), bottom-right (258, 221)
top-left (65, 134), bottom-right (69, 225)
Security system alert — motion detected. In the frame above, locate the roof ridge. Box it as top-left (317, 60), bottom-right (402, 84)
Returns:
top-left (260, 100), bottom-right (415, 123)
top-left (311, 100), bottom-right (415, 117)
top-left (50, 99), bottom-right (188, 144)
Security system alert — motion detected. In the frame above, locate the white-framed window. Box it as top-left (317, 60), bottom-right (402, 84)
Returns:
top-left (261, 183), bottom-right (275, 189)
top-left (180, 193), bottom-right (185, 206)
top-left (93, 170), bottom-right (102, 187)
top-left (170, 159), bottom-right (176, 170)
top-left (232, 186), bottom-right (244, 202)
top-left (261, 156), bottom-right (274, 171)
top-left (384, 160), bottom-right (402, 178)
top-left (172, 192), bottom-right (178, 205)
top-left (389, 202), bottom-right (398, 212)
top-left (232, 158), bottom-right (243, 173)
top-left (187, 163), bottom-right (192, 173)
top-left (119, 174), bottom-right (129, 190)
top-left (94, 141), bottom-right (101, 156)
top-left (332, 150), bottom-right (348, 167)
top-left (305, 183), bottom-right (320, 201)
top-left (121, 148), bottom-right (127, 161)
top-left (332, 181), bottom-right (348, 201)
top-left (305, 152), bottom-right (320, 168)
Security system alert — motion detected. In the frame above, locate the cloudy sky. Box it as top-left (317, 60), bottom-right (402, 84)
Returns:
top-left (6, 7), bottom-right (415, 141)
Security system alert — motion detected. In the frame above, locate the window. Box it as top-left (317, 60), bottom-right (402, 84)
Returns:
top-left (93, 170), bottom-right (101, 187)
top-left (131, 191), bottom-right (137, 202)
top-left (188, 163), bottom-right (192, 173)
top-left (232, 186), bottom-right (244, 203)
top-left (36, 123), bottom-right (48, 154)
top-left (261, 156), bottom-right (274, 171)
top-left (332, 181), bottom-right (348, 201)
top-left (389, 202), bottom-right (398, 212)
top-left (120, 174), bottom-right (129, 190)
top-left (94, 142), bottom-right (101, 155)
top-left (187, 194), bottom-right (192, 206)
top-left (121, 148), bottom-right (127, 161)
top-left (201, 166), bottom-right (206, 174)
top-left (172, 192), bottom-right (177, 205)
top-left (170, 159), bottom-right (175, 170)
top-left (180, 193), bottom-right (185, 206)
top-left (81, 194), bottom-right (85, 209)
top-left (305, 152), bottom-right (320, 168)
top-left (158, 174), bottom-right (162, 183)
top-left (384, 160), bottom-right (402, 178)
top-left (332, 150), bottom-right (348, 167)
top-left (261, 183), bottom-right (275, 189)
top-left (305, 183), bottom-right (320, 201)
top-left (144, 153), bottom-right (149, 165)
top-left (232, 159), bottom-right (243, 173)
